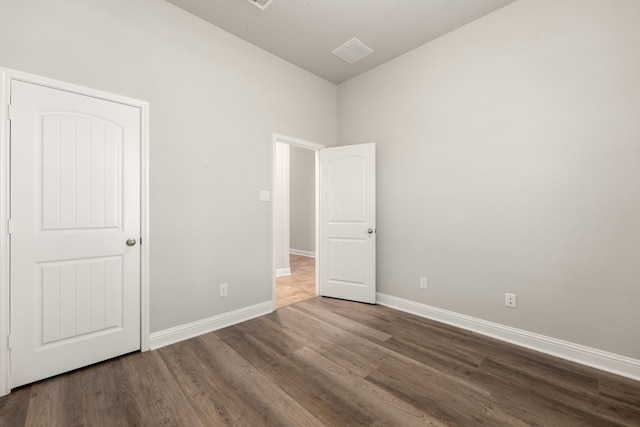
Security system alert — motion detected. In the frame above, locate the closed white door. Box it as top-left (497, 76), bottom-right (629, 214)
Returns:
top-left (10, 81), bottom-right (141, 388)
top-left (319, 143), bottom-right (376, 304)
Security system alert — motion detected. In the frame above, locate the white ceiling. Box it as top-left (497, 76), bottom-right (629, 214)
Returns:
top-left (165, 0), bottom-right (518, 84)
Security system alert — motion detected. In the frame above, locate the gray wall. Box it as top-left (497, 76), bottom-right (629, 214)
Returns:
top-left (289, 146), bottom-right (315, 255)
top-left (338, 0), bottom-right (640, 359)
top-left (0, 0), bottom-right (337, 332)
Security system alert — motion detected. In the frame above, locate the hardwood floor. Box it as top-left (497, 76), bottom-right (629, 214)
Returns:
top-left (276, 254), bottom-right (316, 309)
top-left (2, 297), bottom-right (639, 426)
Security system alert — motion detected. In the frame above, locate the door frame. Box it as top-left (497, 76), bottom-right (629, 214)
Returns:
top-left (0, 67), bottom-right (150, 396)
top-left (271, 134), bottom-right (324, 311)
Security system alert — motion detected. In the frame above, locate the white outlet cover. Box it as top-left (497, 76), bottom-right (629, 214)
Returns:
top-left (419, 277), bottom-right (428, 290)
top-left (259, 190), bottom-right (271, 202)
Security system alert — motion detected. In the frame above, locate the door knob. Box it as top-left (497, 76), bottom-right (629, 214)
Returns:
top-left (126, 238), bottom-right (137, 247)
top-left (367, 228), bottom-right (375, 234)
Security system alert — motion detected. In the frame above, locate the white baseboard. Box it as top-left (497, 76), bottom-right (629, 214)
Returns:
top-left (376, 293), bottom-right (640, 381)
top-left (149, 301), bottom-right (272, 350)
top-left (289, 249), bottom-right (315, 258)
top-left (276, 268), bottom-right (291, 277)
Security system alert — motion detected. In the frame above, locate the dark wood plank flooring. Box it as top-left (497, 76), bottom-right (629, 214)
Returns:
top-left (2, 297), bottom-right (639, 426)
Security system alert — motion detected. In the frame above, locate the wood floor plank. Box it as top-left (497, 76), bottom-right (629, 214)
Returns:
top-left (321, 297), bottom-right (400, 327)
top-left (7, 358), bottom-right (145, 427)
top-left (479, 398), bottom-right (544, 427)
top-left (292, 299), bottom-right (393, 343)
top-left (216, 322), bottom-right (379, 425)
top-left (380, 335), bottom-right (484, 383)
top-left (377, 308), bottom-right (603, 399)
top-left (293, 346), bottom-right (448, 426)
top-left (365, 350), bottom-right (492, 426)
top-left (234, 314), bottom-right (306, 357)
top-left (68, 358), bottom-right (142, 427)
top-left (195, 332), bottom-right (324, 427)
top-left (478, 344), bottom-right (600, 395)
top-left (156, 342), bottom-right (235, 426)
top-left (599, 372), bottom-right (640, 407)
top-left (380, 317), bottom-right (487, 368)
top-left (273, 307), bottom-right (381, 376)
top-left (592, 399), bottom-right (640, 427)
top-left (286, 304), bottom-right (483, 391)
top-left (479, 381), bottom-right (628, 427)
top-left (0, 386), bottom-right (30, 427)
top-left (475, 356), bottom-right (640, 427)
top-left (162, 332), bottom-right (324, 426)
top-left (22, 376), bottom-right (70, 426)
top-left (119, 351), bottom-right (205, 426)
top-left (285, 303), bottom-right (493, 425)
top-left (477, 355), bottom-right (636, 419)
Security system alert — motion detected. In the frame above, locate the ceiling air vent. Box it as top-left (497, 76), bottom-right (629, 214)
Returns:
top-left (246, 0), bottom-right (274, 11)
top-left (332, 37), bottom-right (374, 64)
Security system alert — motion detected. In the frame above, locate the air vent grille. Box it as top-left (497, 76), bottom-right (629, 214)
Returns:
top-left (246, 0), bottom-right (274, 11)
top-left (332, 38), bottom-right (374, 64)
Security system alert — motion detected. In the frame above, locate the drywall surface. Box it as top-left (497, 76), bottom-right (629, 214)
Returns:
top-left (0, 0), bottom-right (337, 332)
top-left (338, 0), bottom-right (640, 358)
top-left (289, 146), bottom-right (315, 254)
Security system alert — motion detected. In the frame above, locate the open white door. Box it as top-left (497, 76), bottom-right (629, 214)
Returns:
top-left (10, 80), bottom-right (141, 387)
top-left (319, 143), bottom-right (376, 304)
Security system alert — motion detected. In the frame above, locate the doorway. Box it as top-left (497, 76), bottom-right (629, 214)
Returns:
top-left (271, 136), bottom-right (377, 310)
top-left (272, 134), bottom-right (323, 310)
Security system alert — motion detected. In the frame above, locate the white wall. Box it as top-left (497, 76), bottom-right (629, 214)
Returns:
top-left (289, 146), bottom-right (315, 255)
top-left (338, 0), bottom-right (640, 359)
top-left (0, 0), bottom-right (337, 332)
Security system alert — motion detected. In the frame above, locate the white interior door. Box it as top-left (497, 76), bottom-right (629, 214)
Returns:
top-left (319, 143), bottom-right (376, 304)
top-left (10, 80), bottom-right (141, 388)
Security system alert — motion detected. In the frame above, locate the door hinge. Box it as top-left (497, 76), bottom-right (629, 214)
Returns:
top-left (7, 334), bottom-right (11, 350)
top-left (7, 219), bottom-right (12, 235)
top-left (7, 105), bottom-right (14, 121)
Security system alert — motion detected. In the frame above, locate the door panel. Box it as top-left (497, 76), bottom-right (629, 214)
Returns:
top-left (328, 156), bottom-right (367, 221)
top-left (319, 143), bottom-right (376, 304)
top-left (40, 257), bottom-right (123, 344)
top-left (10, 80), bottom-right (141, 388)
top-left (41, 114), bottom-right (123, 230)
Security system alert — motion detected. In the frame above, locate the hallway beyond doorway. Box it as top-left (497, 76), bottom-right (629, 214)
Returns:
top-left (276, 254), bottom-right (315, 309)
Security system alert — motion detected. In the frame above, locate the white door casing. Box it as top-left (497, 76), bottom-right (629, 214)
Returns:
top-left (319, 143), bottom-right (376, 304)
top-left (275, 142), bottom-right (291, 277)
top-left (8, 79), bottom-right (145, 388)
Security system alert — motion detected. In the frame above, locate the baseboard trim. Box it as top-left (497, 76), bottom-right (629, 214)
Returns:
top-left (276, 268), bottom-right (291, 277)
top-left (376, 293), bottom-right (640, 381)
top-left (289, 249), bottom-right (315, 258)
top-left (149, 301), bottom-right (272, 350)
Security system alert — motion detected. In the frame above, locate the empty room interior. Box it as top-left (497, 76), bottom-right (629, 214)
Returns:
top-left (1, 0), bottom-right (639, 425)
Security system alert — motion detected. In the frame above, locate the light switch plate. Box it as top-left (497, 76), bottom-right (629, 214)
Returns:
top-left (259, 190), bottom-right (271, 202)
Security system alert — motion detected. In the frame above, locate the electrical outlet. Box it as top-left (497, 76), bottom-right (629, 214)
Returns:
top-left (505, 293), bottom-right (516, 308)
top-left (419, 277), bottom-right (428, 290)
top-left (220, 283), bottom-right (228, 297)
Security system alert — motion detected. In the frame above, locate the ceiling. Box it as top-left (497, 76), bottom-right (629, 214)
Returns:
top-left (165, 0), bottom-right (518, 84)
